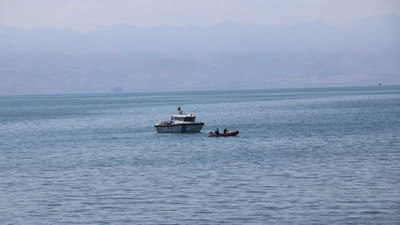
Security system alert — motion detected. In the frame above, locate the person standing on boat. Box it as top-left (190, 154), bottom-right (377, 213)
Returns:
top-left (223, 128), bottom-right (228, 133)
top-left (215, 128), bottom-right (220, 135)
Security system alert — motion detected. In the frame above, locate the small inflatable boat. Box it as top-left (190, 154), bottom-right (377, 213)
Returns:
top-left (208, 130), bottom-right (239, 137)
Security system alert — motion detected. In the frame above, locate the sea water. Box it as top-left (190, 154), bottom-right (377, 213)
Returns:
top-left (0, 86), bottom-right (399, 224)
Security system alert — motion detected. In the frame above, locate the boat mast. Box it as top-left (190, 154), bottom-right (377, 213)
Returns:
top-left (177, 106), bottom-right (183, 115)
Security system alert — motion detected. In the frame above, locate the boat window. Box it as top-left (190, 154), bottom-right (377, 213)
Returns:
top-left (184, 117), bottom-right (195, 122)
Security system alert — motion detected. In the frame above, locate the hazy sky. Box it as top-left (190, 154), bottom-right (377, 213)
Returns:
top-left (1, 0), bottom-right (399, 30)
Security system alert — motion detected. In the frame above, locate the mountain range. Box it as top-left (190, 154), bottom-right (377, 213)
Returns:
top-left (1, 14), bottom-right (399, 95)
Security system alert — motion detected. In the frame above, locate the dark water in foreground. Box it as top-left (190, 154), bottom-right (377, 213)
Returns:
top-left (1, 86), bottom-right (399, 224)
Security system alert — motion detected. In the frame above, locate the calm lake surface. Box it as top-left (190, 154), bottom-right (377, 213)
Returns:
top-left (1, 86), bottom-right (399, 224)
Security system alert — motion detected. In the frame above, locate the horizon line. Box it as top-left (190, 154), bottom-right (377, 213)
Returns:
top-left (1, 12), bottom-right (398, 32)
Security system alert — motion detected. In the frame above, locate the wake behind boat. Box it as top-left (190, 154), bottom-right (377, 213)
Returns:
top-left (154, 106), bottom-right (204, 133)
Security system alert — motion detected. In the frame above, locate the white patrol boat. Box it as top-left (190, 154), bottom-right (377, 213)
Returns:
top-left (154, 106), bottom-right (204, 133)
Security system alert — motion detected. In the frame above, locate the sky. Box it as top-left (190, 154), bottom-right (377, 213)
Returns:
top-left (1, 0), bottom-right (399, 31)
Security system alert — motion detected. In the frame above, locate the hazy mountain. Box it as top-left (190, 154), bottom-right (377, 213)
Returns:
top-left (1, 14), bottom-right (399, 95)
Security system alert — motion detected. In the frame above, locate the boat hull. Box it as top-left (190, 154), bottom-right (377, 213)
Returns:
top-left (208, 130), bottom-right (239, 137)
top-left (155, 123), bottom-right (204, 133)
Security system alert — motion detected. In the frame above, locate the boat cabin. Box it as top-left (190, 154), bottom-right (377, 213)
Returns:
top-left (171, 114), bottom-right (196, 122)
